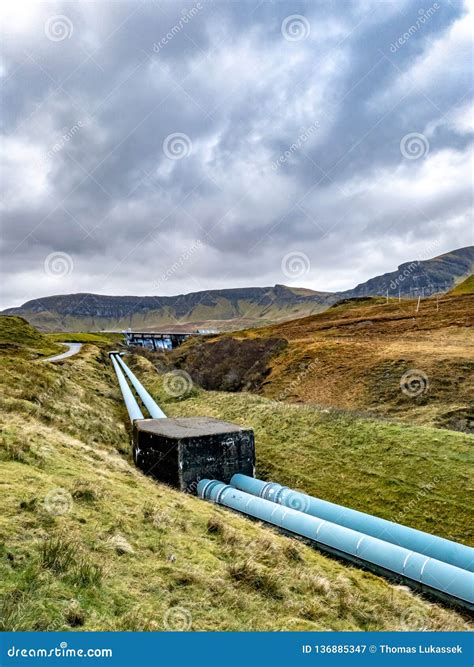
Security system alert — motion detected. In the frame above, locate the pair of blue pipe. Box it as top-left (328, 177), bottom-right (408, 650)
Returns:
top-left (197, 475), bottom-right (474, 609)
top-left (110, 352), bottom-right (166, 421)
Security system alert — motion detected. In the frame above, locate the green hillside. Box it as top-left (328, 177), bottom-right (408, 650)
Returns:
top-left (4, 247), bottom-right (472, 333)
top-left (449, 274), bottom-right (474, 296)
top-left (131, 355), bottom-right (474, 546)
top-left (0, 317), bottom-right (471, 631)
top-left (167, 290), bottom-right (474, 432)
top-left (0, 316), bottom-right (62, 357)
top-left (2, 287), bottom-right (332, 333)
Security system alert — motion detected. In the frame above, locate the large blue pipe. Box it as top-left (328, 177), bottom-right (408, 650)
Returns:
top-left (112, 353), bottom-right (166, 419)
top-left (198, 480), bottom-right (474, 610)
top-left (231, 474), bottom-right (474, 573)
top-left (110, 354), bottom-right (144, 422)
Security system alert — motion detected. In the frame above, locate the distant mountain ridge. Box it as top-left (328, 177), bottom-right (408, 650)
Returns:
top-left (344, 247), bottom-right (474, 298)
top-left (3, 246), bottom-right (473, 332)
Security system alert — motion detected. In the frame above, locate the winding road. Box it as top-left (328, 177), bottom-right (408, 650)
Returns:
top-left (41, 342), bottom-right (83, 363)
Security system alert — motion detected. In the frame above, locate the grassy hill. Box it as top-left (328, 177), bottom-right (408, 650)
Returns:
top-left (344, 247), bottom-right (473, 299)
top-left (1, 286), bottom-right (333, 333)
top-left (169, 290), bottom-right (474, 432)
top-left (3, 247), bottom-right (472, 333)
top-left (449, 274), bottom-right (474, 296)
top-left (0, 316), bottom-right (63, 358)
top-left (0, 316), bottom-right (471, 631)
top-left (131, 355), bottom-right (474, 546)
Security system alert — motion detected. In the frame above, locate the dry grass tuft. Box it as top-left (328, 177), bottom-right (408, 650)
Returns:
top-left (0, 316), bottom-right (472, 631)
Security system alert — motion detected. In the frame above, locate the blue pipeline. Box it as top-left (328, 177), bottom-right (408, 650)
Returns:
top-left (198, 479), bottom-right (474, 610)
top-left (231, 474), bottom-right (474, 573)
top-left (110, 354), bottom-right (144, 422)
top-left (113, 353), bottom-right (166, 419)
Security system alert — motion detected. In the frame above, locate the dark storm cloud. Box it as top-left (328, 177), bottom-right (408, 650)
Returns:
top-left (1, 0), bottom-right (472, 307)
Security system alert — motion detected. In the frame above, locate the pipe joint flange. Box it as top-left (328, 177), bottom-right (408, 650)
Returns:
top-left (274, 485), bottom-right (290, 505)
top-left (261, 482), bottom-right (283, 502)
top-left (199, 480), bottom-right (219, 500)
top-left (215, 484), bottom-right (232, 505)
top-left (259, 482), bottom-right (274, 499)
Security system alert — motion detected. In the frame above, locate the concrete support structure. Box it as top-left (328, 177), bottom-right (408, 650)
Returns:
top-left (133, 417), bottom-right (255, 491)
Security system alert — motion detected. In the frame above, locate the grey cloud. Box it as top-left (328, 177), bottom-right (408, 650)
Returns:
top-left (1, 0), bottom-right (472, 309)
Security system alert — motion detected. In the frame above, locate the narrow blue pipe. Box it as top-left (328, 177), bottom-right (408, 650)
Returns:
top-left (198, 479), bottom-right (473, 609)
top-left (113, 353), bottom-right (166, 419)
top-left (231, 474), bottom-right (474, 573)
top-left (110, 354), bottom-right (144, 422)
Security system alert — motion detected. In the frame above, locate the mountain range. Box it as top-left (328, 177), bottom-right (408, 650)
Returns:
top-left (3, 246), bottom-right (473, 332)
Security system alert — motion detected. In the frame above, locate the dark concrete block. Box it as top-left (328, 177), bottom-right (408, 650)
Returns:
top-left (132, 416), bottom-right (255, 491)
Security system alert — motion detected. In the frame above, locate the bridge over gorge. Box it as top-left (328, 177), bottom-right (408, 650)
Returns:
top-left (123, 329), bottom-right (218, 350)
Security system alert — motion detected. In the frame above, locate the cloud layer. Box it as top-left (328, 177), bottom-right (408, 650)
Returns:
top-left (1, 0), bottom-right (473, 308)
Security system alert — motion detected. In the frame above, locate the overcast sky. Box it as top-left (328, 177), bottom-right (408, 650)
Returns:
top-left (1, 0), bottom-right (473, 309)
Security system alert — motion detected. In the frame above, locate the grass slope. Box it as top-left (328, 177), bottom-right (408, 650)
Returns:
top-left (0, 316), bottom-right (63, 358)
top-left (0, 318), bottom-right (470, 631)
top-left (132, 356), bottom-right (474, 546)
top-left (46, 332), bottom-right (123, 345)
top-left (169, 292), bottom-right (474, 431)
top-left (449, 274), bottom-right (474, 296)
